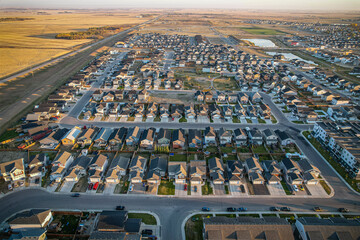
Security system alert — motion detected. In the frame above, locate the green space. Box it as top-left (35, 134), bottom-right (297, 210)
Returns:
top-left (224, 185), bottom-right (229, 194)
top-left (71, 176), bottom-right (88, 192)
top-left (303, 131), bottom-right (360, 193)
top-left (202, 181), bottom-right (213, 195)
top-left (292, 120), bottom-right (305, 124)
top-left (320, 180), bottom-right (332, 195)
top-left (271, 115), bottom-right (277, 123)
top-left (185, 214), bottom-right (210, 240)
top-left (262, 214), bottom-right (277, 217)
top-left (128, 213), bottom-right (157, 225)
top-left (252, 145), bottom-right (267, 154)
top-left (240, 27), bottom-right (284, 35)
top-left (158, 180), bottom-right (175, 195)
top-left (179, 117), bottom-right (187, 123)
top-left (154, 116), bottom-right (161, 122)
top-left (320, 214), bottom-right (341, 218)
top-left (246, 119), bottom-right (252, 123)
top-left (59, 215), bottom-right (80, 234)
top-left (238, 214), bottom-right (260, 218)
top-left (259, 154), bottom-right (272, 161)
top-left (281, 180), bottom-right (292, 195)
top-left (232, 116), bottom-right (240, 123)
top-left (297, 214), bottom-right (318, 218)
top-left (216, 214), bottom-right (236, 218)
top-left (169, 154), bottom-right (187, 162)
top-left (205, 146), bottom-right (218, 153)
top-left (279, 214), bottom-right (295, 218)
top-left (221, 146), bottom-right (235, 154)
top-left (0, 129), bottom-right (18, 142)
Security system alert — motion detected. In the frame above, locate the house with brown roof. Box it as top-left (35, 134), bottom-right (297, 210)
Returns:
top-left (0, 158), bottom-right (25, 182)
top-left (189, 160), bottom-right (207, 185)
top-left (9, 209), bottom-right (53, 230)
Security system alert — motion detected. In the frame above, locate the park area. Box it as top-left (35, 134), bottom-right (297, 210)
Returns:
top-left (239, 26), bottom-right (284, 35)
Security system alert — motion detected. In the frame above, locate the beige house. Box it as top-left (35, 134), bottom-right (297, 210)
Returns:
top-left (9, 209), bottom-right (53, 230)
top-left (0, 158), bottom-right (25, 182)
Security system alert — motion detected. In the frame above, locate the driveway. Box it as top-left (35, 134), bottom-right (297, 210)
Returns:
top-left (94, 116), bottom-right (102, 121)
top-left (229, 183), bottom-right (248, 196)
top-left (134, 117), bottom-right (143, 122)
top-left (306, 184), bottom-right (328, 197)
top-left (196, 117), bottom-right (209, 123)
top-left (119, 117), bottom-right (127, 122)
top-left (175, 183), bottom-right (187, 196)
top-left (146, 118), bottom-right (154, 123)
top-left (60, 181), bottom-right (75, 193)
top-left (108, 116), bottom-right (116, 122)
top-left (190, 184), bottom-right (202, 196)
top-left (213, 184), bottom-right (225, 195)
top-left (267, 184), bottom-right (286, 196)
top-left (252, 184), bottom-right (270, 195)
top-left (161, 117), bottom-right (169, 123)
top-left (103, 183), bottom-right (117, 195)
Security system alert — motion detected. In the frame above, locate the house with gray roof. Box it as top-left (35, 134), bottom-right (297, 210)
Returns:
top-left (218, 128), bottom-right (232, 146)
top-left (128, 155), bottom-right (147, 183)
top-left (188, 129), bottom-right (202, 148)
top-left (263, 129), bottom-right (278, 145)
top-left (168, 161), bottom-right (187, 184)
top-left (156, 128), bottom-right (171, 147)
top-left (234, 128), bottom-right (247, 146)
top-left (94, 128), bottom-right (113, 147)
top-left (125, 127), bottom-right (141, 146)
top-left (105, 155), bottom-right (130, 184)
top-left (172, 128), bottom-right (186, 149)
top-left (108, 127), bottom-right (127, 147)
top-left (227, 160), bottom-right (244, 185)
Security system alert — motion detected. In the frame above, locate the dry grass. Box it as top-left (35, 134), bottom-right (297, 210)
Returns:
top-left (0, 10), bottom-right (149, 78)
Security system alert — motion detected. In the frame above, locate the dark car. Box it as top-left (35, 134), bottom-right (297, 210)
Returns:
top-left (227, 207), bottom-right (237, 212)
top-left (202, 207), bottom-right (210, 212)
top-left (280, 207), bottom-right (291, 212)
top-left (88, 183), bottom-right (93, 190)
top-left (145, 185), bottom-right (149, 191)
top-left (240, 185), bottom-right (245, 193)
top-left (142, 229), bottom-right (153, 235)
top-left (338, 208), bottom-right (349, 213)
top-left (71, 193), bottom-right (80, 197)
top-left (238, 207), bottom-right (247, 212)
top-left (270, 207), bottom-right (280, 211)
top-left (116, 206), bottom-right (125, 210)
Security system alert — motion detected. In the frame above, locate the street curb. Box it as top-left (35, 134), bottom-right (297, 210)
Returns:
top-left (301, 131), bottom-right (360, 196)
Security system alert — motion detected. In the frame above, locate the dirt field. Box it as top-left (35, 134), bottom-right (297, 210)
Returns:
top-left (149, 92), bottom-right (194, 104)
top-left (0, 151), bottom-right (28, 163)
top-left (0, 10), bottom-right (152, 78)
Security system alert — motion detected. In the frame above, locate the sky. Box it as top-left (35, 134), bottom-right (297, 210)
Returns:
top-left (1, 0), bottom-right (360, 11)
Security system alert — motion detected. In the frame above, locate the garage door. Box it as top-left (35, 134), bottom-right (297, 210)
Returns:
top-left (175, 179), bottom-right (185, 184)
top-left (191, 181), bottom-right (201, 185)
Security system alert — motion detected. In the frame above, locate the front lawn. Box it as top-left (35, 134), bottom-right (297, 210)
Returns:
top-left (169, 154), bottom-right (187, 161)
top-left (281, 180), bottom-right (292, 195)
top-left (202, 181), bottom-right (213, 195)
top-left (0, 129), bottom-right (18, 142)
top-left (320, 180), bottom-right (331, 195)
top-left (158, 180), bottom-right (175, 195)
top-left (128, 213), bottom-right (157, 225)
top-left (221, 146), bottom-right (235, 154)
top-left (252, 145), bottom-right (267, 154)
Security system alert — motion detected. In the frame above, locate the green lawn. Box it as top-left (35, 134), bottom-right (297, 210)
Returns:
top-left (59, 215), bottom-right (80, 234)
top-left (185, 214), bottom-right (209, 240)
top-left (303, 131), bottom-right (360, 193)
top-left (281, 180), bottom-right (292, 195)
top-left (179, 117), bottom-right (187, 123)
top-left (320, 180), bottom-right (331, 195)
top-left (158, 180), bottom-right (175, 195)
top-left (216, 214), bottom-right (236, 218)
top-left (224, 185), bottom-right (229, 194)
top-left (292, 120), bottom-right (305, 124)
top-left (0, 129), bottom-right (18, 142)
top-left (232, 117), bottom-right (240, 123)
top-left (128, 213), bottom-right (157, 225)
top-left (240, 27), bottom-right (284, 35)
top-left (258, 118), bottom-right (266, 124)
top-left (246, 119), bottom-right (252, 123)
top-left (252, 145), bottom-right (267, 154)
top-left (202, 181), bottom-right (213, 195)
top-left (271, 115), bottom-right (277, 123)
top-left (221, 146), bottom-right (235, 154)
top-left (206, 146), bottom-right (218, 153)
top-left (169, 154), bottom-right (187, 161)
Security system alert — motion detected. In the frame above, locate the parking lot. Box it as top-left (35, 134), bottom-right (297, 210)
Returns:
top-left (267, 184), bottom-right (286, 196)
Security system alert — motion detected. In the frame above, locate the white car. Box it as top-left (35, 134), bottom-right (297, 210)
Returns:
top-left (129, 185), bottom-right (133, 192)
top-left (293, 185), bottom-right (299, 192)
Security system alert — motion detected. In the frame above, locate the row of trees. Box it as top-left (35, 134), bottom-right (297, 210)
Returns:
top-left (55, 25), bottom-right (126, 40)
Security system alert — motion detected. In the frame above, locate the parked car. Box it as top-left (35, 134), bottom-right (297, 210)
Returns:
top-left (338, 208), bottom-right (349, 213)
top-left (299, 185), bottom-right (304, 191)
top-left (71, 193), bottom-right (80, 197)
top-left (313, 207), bottom-right (324, 212)
top-left (145, 185), bottom-right (149, 191)
top-left (293, 185), bottom-right (299, 192)
top-left (280, 207), bottom-right (291, 212)
top-left (240, 185), bottom-right (245, 193)
top-left (227, 207), bottom-right (237, 212)
top-left (194, 186), bottom-right (197, 192)
top-left (184, 184), bottom-right (187, 191)
top-left (142, 229), bottom-right (153, 235)
top-left (88, 183), bottom-right (93, 190)
top-left (238, 207), bottom-right (247, 212)
top-left (129, 185), bottom-right (133, 192)
top-left (93, 182), bottom-right (99, 190)
top-left (116, 206), bottom-right (125, 210)
top-left (202, 207), bottom-right (210, 212)
top-left (270, 207), bottom-right (280, 211)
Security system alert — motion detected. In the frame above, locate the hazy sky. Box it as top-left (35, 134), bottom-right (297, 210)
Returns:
top-left (1, 0), bottom-right (360, 11)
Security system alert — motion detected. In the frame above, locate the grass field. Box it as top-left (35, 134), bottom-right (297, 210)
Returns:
top-left (239, 27), bottom-right (284, 35)
top-left (0, 10), bottom-right (148, 78)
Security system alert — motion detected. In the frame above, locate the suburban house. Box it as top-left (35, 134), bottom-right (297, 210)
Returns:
top-left (245, 157), bottom-right (265, 184)
top-left (139, 127), bottom-right (155, 149)
top-left (262, 160), bottom-right (282, 185)
top-left (238, 92), bottom-right (249, 104)
top-left (64, 156), bottom-right (90, 182)
top-left (208, 157), bottom-right (225, 184)
top-left (39, 128), bottom-right (69, 149)
top-left (76, 127), bottom-right (98, 147)
top-left (248, 128), bottom-right (263, 145)
top-left (172, 128), bottom-right (186, 149)
top-left (28, 153), bottom-right (48, 179)
top-left (189, 160), bottom-right (207, 185)
top-left (168, 161), bottom-right (187, 184)
top-left (227, 160), bottom-right (244, 185)
top-left (263, 129), bottom-right (278, 145)
top-left (156, 128), bottom-right (171, 147)
top-left (218, 128), bottom-right (232, 146)
top-left (147, 157), bottom-right (167, 184)
top-left (9, 209), bottom-right (53, 230)
top-left (125, 126), bottom-right (141, 146)
top-left (188, 129), bottom-right (202, 148)
top-left (50, 151), bottom-right (74, 182)
top-left (204, 126), bottom-right (217, 145)
top-left (281, 158), bottom-right (303, 185)
top-left (128, 155), bottom-right (147, 183)
top-left (234, 128), bottom-right (248, 146)
top-left (0, 158), bottom-right (25, 182)
top-left (88, 154), bottom-right (108, 183)
top-left (275, 130), bottom-right (294, 146)
top-left (93, 128), bottom-right (113, 148)
top-left (61, 126), bottom-right (82, 146)
top-left (108, 127), bottom-right (128, 146)
top-left (105, 155), bottom-right (130, 184)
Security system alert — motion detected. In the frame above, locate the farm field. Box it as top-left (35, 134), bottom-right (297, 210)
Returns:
top-left (0, 10), bottom-right (150, 78)
top-left (239, 26), bottom-right (285, 35)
